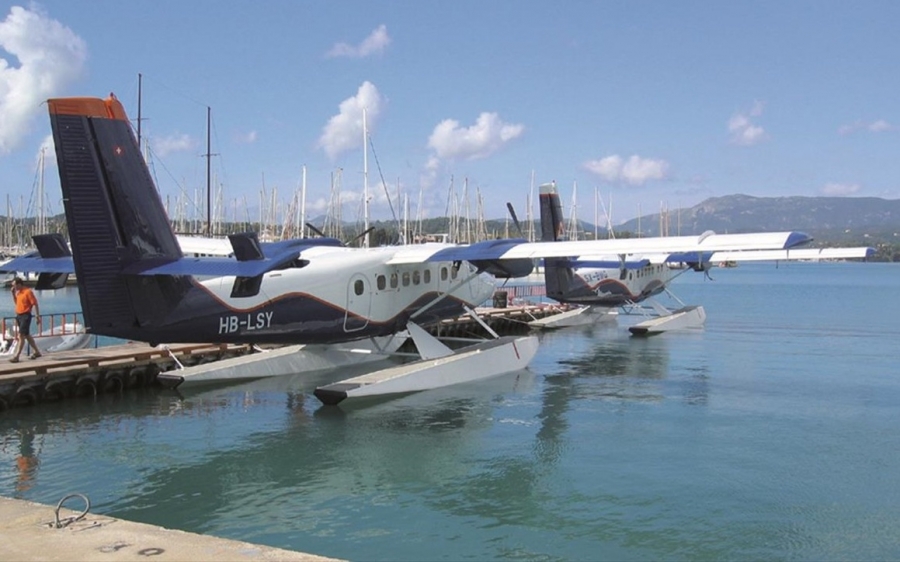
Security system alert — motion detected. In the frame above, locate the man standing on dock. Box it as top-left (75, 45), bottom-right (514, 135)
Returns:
top-left (9, 278), bottom-right (41, 363)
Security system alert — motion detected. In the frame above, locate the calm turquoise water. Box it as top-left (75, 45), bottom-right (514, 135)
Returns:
top-left (2, 263), bottom-right (899, 561)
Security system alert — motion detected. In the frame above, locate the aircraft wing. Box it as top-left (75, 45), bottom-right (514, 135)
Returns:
top-left (386, 231), bottom-right (811, 265)
top-left (0, 254), bottom-right (75, 274)
top-left (709, 247), bottom-right (875, 262)
top-left (562, 258), bottom-right (652, 270)
top-left (176, 234), bottom-right (343, 258)
top-left (564, 251), bottom-right (719, 268)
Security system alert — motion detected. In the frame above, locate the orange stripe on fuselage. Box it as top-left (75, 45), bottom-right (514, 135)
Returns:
top-left (48, 95), bottom-right (129, 121)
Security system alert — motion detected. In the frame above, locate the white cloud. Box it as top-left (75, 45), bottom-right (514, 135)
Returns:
top-left (153, 133), bottom-right (196, 157)
top-left (838, 119), bottom-right (894, 135)
top-left (868, 119), bottom-right (892, 132)
top-left (821, 182), bottom-right (861, 196)
top-left (326, 25), bottom-right (391, 58)
top-left (583, 154), bottom-right (669, 186)
top-left (318, 81), bottom-right (383, 160)
top-left (749, 100), bottom-right (764, 117)
top-left (234, 130), bottom-right (257, 144)
top-left (0, 5), bottom-right (87, 154)
top-left (728, 102), bottom-right (768, 146)
top-left (427, 112), bottom-right (524, 161)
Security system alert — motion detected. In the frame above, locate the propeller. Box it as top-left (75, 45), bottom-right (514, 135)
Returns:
top-left (505, 202), bottom-right (525, 238)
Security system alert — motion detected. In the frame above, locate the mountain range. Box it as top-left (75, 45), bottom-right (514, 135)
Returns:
top-left (614, 195), bottom-right (900, 242)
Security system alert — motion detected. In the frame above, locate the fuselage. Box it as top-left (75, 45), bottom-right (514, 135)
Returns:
top-left (558, 263), bottom-right (678, 307)
top-left (131, 243), bottom-right (496, 345)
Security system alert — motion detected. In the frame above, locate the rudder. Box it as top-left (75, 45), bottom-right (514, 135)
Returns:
top-left (538, 181), bottom-right (591, 302)
top-left (49, 95), bottom-right (188, 333)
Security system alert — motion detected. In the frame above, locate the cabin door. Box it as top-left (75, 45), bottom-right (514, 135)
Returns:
top-left (344, 273), bottom-right (372, 332)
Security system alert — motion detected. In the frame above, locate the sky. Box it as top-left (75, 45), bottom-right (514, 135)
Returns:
top-left (1, 1), bottom-right (898, 228)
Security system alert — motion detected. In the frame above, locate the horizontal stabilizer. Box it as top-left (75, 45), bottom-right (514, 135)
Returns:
top-left (121, 250), bottom-right (300, 277)
top-left (0, 254), bottom-right (75, 274)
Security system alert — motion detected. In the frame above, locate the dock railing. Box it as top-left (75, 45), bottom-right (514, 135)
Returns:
top-left (1, 312), bottom-right (89, 353)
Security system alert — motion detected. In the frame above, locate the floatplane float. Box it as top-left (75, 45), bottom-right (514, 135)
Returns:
top-left (524, 182), bottom-right (874, 336)
top-left (1, 94), bottom-right (821, 404)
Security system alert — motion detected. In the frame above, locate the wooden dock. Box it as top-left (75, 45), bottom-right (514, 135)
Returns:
top-left (432, 302), bottom-right (571, 338)
top-left (0, 303), bottom-right (571, 410)
top-left (0, 342), bottom-right (253, 409)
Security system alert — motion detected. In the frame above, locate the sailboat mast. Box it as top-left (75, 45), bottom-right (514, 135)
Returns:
top-left (205, 106), bottom-right (211, 236)
top-left (363, 107), bottom-right (369, 248)
top-left (38, 147), bottom-right (45, 235)
top-left (528, 170), bottom-right (535, 242)
top-left (300, 165), bottom-right (307, 238)
top-left (137, 73), bottom-right (143, 152)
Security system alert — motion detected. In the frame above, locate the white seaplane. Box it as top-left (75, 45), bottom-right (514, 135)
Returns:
top-left (1, 95), bottom-right (819, 403)
top-left (526, 181), bottom-right (873, 334)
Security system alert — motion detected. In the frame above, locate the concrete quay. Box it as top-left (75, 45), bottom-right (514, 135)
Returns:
top-left (0, 496), bottom-right (339, 561)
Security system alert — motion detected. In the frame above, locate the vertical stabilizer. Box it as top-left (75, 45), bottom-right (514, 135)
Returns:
top-left (539, 181), bottom-right (591, 301)
top-left (49, 95), bottom-right (189, 333)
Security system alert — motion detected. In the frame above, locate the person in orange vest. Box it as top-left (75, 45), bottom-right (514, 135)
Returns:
top-left (9, 277), bottom-right (41, 362)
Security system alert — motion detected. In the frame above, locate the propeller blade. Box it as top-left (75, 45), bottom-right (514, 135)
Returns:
top-left (349, 226), bottom-right (376, 247)
top-left (306, 223), bottom-right (327, 238)
top-left (505, 202), bottom-right (525, 238)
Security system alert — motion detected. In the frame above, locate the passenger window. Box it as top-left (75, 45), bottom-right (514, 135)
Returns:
top-left (413, 271), bottom-right (421, 285)
top-left (451, 267), bottom-right (458, 280)
top-left (424, 270), bottom-right (431, 284)
top-left (402, 272), bottom-right (410, 286)
top-left (354, 279), bottom-right (364, 295)
top-left (377, 275), bottom-right (386, 291)
top-left (441, 267), bottom-right (448, 281)
top-left (390, 273), bottom-right (398, 289)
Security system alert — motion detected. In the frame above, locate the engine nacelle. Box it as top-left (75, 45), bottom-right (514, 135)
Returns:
top-left (471, 258), bottom-right (535, 279)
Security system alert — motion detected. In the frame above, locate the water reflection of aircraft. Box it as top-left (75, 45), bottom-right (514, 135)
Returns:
top-left (0, 331), bottom-right (694, 560)
top-left (2, 95), bottom-right (815, 400)
top-left (94, 371), bottom-right (537, 544)
top-left (531, 181), bottom-right (874, 334)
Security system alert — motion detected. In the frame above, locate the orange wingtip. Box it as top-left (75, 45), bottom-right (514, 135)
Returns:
top-left (48, 95), bottom-right (129, 121)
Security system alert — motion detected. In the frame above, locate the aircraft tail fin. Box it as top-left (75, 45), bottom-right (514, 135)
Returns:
top-left (539, 182), bottom-right (591, 301)
top-left (49, 95), bottom-right (189, 333)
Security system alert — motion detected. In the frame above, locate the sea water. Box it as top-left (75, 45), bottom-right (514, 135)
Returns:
top-left (1, 263), bottom-right (899, 561)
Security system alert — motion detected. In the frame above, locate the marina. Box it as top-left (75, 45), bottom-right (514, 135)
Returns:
top-left (1, 263), bottom-right (898, 560)
top-left (0, 4), bottom-right (897, 560)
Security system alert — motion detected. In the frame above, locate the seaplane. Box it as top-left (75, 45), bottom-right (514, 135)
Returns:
top-left (525, 181), bottom-right (874, 334)
top-left (0, 94), bottom-right (821, 404)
